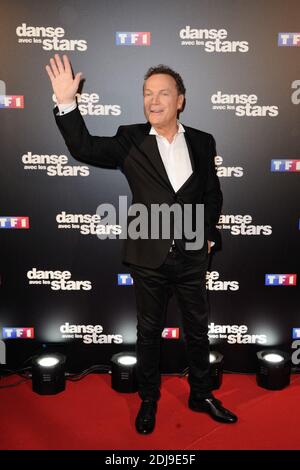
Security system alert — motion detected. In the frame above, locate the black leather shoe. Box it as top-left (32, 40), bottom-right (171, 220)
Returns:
top-left (135, 400), bottom-right (157, 434)
top-left (189, 396), bottom-right (238, 424)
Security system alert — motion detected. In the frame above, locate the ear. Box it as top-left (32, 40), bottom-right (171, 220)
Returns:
top-left (177, 94), bottom-right (184, 110)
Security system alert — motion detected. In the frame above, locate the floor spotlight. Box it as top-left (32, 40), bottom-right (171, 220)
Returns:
top-left (209, 350), bottom-right (224, 390)
top-left (32, 353), bottom-right (66, 395)
top-left (256, 349), bottom-right (291, 390)
top-left (111, 352), bottom-right (137, 393)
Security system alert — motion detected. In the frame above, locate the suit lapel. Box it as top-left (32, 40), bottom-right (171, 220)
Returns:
top-left (175, 126), bottom-right (199, 195)
top-left (183, 126), bottom-right (196, 172)
top-left (138, 123), bottom-right (200, 195)
top-left (139, 128), bottom-right (175, 193)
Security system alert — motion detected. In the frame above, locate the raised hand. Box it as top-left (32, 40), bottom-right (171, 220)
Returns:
top-left (45, 54), bottom-right (82, 104)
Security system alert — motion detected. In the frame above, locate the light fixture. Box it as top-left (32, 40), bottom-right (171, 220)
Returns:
top-left (209, 350), bottom-right (224, 390)
top-left (31, 353), bottom-right (66, 395)
top-left (256, 349), bottom-right (291, 390)
top-left (111, 352), bottom-right (137, 393)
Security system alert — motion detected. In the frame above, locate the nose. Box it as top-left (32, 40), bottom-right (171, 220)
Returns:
top-left (151, 94), bottom-right (160, 105)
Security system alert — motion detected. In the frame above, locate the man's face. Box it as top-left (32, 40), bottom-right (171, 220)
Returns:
top-left (143, 74), bottom-right (184, 129)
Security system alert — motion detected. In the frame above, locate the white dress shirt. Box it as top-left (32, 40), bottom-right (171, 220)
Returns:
top-left (149, 122), bottom-right (193, 193)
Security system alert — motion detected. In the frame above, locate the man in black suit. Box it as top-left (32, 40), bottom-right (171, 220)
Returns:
top-left (46, 54), bottom-right (238, 433)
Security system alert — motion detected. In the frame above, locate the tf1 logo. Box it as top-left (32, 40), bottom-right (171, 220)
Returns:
top-left (2, 327), bottom-right (34, 339)
top-left (265, 274), bottom-right (297, 286)
top-left (118, 274), bottom-right (133, 285)
top-left (271, 159), bottom-right (300, 172)
top-left (115, 32), bottom-right (151, 46)
top-left (0, 216), bottom-right (30, 229)
top-left (278, 32), bottom-right (300, 46)
top-left (0, 80), bottom-right (24, 108)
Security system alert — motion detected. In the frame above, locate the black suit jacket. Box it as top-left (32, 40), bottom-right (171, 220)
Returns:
top-left (54, 106), bottom-right (222, 268)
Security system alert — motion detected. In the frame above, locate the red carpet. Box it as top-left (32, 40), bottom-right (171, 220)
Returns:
top-left (1, 373), bottom-right (300, 450)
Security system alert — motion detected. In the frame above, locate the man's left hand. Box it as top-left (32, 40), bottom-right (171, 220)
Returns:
top-left (208, 240), bottom-right (212, 254)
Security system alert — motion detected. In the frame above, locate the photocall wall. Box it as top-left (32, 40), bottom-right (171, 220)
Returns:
top-left (0, 0), bottom-right (299, 372)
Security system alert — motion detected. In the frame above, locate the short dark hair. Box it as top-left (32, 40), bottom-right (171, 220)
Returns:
top-left (143, 64), bottom-right (186, 96)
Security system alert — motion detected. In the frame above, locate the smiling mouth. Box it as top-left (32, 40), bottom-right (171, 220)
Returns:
top-left (150, 110), bottom-right (163, 114)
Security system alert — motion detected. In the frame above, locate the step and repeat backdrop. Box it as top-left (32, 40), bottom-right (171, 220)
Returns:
top-left (0, 0), bottom-right (299, 372)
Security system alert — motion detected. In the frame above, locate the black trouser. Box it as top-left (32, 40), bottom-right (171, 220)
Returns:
top-left (129, 247), bottom-right (213, 402)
